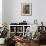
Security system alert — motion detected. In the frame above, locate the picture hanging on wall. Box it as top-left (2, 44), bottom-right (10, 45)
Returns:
top-left (21, 3), bottom-right (32, 16)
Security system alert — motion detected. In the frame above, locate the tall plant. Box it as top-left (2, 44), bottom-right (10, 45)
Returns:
top-left (0, 23), bottom-right (9, 38)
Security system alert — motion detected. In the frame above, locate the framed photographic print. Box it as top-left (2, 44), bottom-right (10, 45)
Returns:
top-left (21, 3), bottom-right (32, 16)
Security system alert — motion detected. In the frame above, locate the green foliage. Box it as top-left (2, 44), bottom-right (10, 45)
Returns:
top-left (0, 28), bottom-right (8, 38)
top-left (0, 23), bottom-right (9, 38)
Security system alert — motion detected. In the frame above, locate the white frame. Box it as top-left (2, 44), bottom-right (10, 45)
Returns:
top-left (21, 3), bottom-right (32, 16)
top-left (9, 25), bottom-right (31, 36)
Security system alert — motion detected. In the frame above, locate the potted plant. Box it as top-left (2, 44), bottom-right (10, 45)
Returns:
top-left (0, 23), bottom-right (9, 44)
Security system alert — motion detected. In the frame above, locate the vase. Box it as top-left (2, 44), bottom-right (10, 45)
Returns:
top-left (0, 38), bottom-right (5, 44)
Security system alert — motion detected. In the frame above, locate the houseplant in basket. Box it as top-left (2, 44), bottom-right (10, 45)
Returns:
top-left (0, 23), bottom-right (9, 44)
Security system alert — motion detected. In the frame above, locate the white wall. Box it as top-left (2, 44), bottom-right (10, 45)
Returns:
top-left (3, 0), bottom-right (46, 26)
top-left (0, 0), bottom-right (2, 27)
top-left (2, 0), bottom-right (8, 24)
top-left (33, 0), bottom-right (46, 26)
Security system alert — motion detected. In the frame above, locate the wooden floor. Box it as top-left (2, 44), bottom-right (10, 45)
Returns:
top-left (0, 44), bottom-right (4, 46)
top-left (40, 45), bottom-right (46, 46)
top-left (0, 44), bottom-right (46, 46)
top-left (31, 40), bottom-right (46, 46)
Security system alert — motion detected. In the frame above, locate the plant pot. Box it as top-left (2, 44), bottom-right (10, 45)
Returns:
top-left (0, 38), bottom-right (5, 44)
